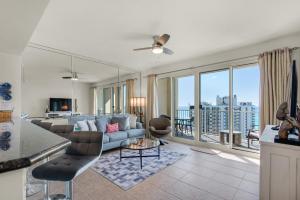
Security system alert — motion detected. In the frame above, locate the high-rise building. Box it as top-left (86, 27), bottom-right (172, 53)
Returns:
top-left (201, 95), bottom-right (256, 138)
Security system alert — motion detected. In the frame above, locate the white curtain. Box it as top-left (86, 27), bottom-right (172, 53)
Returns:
top-left (259, 47), bottom-right (292, 132)
top-left (126, 79), bottom-right (135, 114)
top-left (146, 74), bottom-right (158, 125)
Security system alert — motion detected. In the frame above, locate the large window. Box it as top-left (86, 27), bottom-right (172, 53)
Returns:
top-left (159, 61), bottom-right (260, 152)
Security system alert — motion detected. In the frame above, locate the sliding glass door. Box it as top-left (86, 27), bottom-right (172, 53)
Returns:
top-left (174, 75), bottom-right (195, 140)
top-left (200, 70), bottom-right (230, 145)
top-left (232, 65), bottom-right (260, 150)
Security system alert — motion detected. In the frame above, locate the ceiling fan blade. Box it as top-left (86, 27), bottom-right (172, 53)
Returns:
top-left (157, 34), bottom-right (170, 46)
top-left (133, 47), bottom-right (153, 51)
top-left (62, 76), bottom-right (72, 79)
top-left (163, 47), bottom-right (174, 55)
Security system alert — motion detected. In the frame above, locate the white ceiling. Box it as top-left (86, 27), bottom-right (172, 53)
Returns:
top-left (30, 0), bottom-right (300, 71)
top-left (0, 0), bottom-right (49, 54)
top-left (23, 47), bottom-right (131, 83)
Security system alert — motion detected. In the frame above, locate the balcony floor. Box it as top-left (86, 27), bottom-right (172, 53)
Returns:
top-left (174, 130), bottom-right (260, 151)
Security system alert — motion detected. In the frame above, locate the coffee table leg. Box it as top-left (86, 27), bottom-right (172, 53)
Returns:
top-left (158, 146), bottom-right (160, 160)
top-left (139, 150), bottom-right (143, 169)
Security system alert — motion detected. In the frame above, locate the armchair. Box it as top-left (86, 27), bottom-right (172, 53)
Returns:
top-left (149, 118), bottom-right (172, 144)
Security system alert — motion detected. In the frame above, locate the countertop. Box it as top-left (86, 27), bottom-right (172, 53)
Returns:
top-left (260, 125), bottom-right (300, 151)
top-left (0, 118), bottom-right (71, 173)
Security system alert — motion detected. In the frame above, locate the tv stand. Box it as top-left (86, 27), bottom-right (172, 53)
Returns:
top-left (45, 111), bottom-right (80, 118)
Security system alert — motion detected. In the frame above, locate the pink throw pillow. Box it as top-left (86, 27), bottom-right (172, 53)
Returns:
top-left (107, 123), bottom-right (119, 133)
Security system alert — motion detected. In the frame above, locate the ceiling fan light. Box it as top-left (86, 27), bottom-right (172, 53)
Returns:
top-left (152, 46), bottom-right (163, 54)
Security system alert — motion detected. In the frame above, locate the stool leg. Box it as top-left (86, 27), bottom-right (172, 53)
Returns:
top-left (65, 181), bottom-right (73, 200)
top-left (44, 157), bottom-right (50, 200)
top-left (65, 181), bottom-right (69, 199)
top-left (44, 180), bottom-right (49, 200)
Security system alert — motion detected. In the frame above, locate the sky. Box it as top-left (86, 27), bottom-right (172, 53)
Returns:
top-left (178, 64), bottom-right (260, 107)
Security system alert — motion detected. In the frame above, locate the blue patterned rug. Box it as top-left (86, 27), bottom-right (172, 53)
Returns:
top-left (92, 148), bottom-right (186, 190)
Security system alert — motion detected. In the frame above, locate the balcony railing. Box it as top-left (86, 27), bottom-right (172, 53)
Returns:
top-left (174, 109), bottom-right (260, 149)
top-left (174, 109), bottom-right (259, 136)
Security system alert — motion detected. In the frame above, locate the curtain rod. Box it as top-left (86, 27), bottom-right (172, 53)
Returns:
top-left (148, 46), bottom-right (300, 77)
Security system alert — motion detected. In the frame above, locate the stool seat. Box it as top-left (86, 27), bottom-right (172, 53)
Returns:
top-left (32, 154), bottom-right (97, 181)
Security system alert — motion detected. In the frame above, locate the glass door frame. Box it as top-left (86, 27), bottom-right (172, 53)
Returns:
top-left (156, 57), bottom-right (258, 152)
top-left (199, 67), bottom-right (233, 147)
top-left (172, 74), bottom-right (197, 140)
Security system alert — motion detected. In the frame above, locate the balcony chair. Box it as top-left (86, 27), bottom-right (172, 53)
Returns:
top-left (149, 118), bottom-right (172, 145)
top-left (32, 131), bottom-right (103, 200)
top-left (247, 129), bottom-right (260, 148)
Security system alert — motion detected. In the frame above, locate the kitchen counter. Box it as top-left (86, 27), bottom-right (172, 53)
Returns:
top-left (0, 118), bottom-right (70, 173)
top-left (0, 118), bottom-right (71, 200)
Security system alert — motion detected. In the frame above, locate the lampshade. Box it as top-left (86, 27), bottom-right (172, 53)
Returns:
top-left (130, 97), bottom-right (146, 107)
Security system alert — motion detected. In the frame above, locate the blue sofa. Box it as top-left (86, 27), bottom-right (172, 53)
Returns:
top-left (67, 115), bottom-right (145, 151)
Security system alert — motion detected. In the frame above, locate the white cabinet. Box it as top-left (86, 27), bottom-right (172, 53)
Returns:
top-left (260, 125), bottom-right (300, 200)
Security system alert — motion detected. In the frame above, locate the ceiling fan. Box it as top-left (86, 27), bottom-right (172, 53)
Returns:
top-left (62, 72), bottom-right (79, 81)
top-left (133, 34), bottom-right (174, 55)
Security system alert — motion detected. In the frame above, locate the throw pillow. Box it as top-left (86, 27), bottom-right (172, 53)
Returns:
top-left (107, 123), bottom-right (119, 133)
top-left (87, 120), bottom-right (97, 131)
top-left (129, 115), bottom-right (137, 129)
top-left (111, 116), bottom-right (130, 131)
top-left (76, 120), bottom-right (89, 131)
top-left (95, 116), bottom-right (110, 133)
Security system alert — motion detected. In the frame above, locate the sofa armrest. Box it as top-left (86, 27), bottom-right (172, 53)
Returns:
top-left (136, 122), bottom-right (143, 129)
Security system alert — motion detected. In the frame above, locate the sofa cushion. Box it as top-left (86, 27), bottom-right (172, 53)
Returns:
top-left (87, 120), bottom-right (97, 131)
top-left (127, 129), bottom-right (145, 138)
top-left (129, 115), bottom-right (137, 129)
top-left (107, 131), bottom-right (128, 142)
top-left (103, 134), bottom-right (110, 144)
top-left (136, 122), bottom-right (143, 129)
top-left (95, 116), bottom-right (110, 133)
top-left (111, 116), bottom-right (130, 131)
top-left (76, 120), bottom-right (89, 131)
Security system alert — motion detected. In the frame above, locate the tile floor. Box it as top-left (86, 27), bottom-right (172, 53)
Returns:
top-left (28, 141), bottom-right (260, 200)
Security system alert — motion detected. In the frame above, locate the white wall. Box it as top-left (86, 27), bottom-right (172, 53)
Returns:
top-left (142, 32), bottom-right (300, 104)
top-left (22, 74), bottom-right (91, 117)
top-left (0, 52), bottom-right (22, 117)
top-left (21, 49), bottom-right (91, 117)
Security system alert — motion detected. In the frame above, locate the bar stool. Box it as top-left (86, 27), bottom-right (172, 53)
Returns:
top-left (32, 131), bottom-right (103, 200)
top-left (50, 125), bottom-right (74, 139)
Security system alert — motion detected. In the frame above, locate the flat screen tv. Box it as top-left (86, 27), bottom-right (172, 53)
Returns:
top-left (49, 98), bottom-right (72, 112)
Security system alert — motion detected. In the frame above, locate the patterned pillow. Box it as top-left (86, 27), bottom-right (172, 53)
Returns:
top-left (107, 123), bottom-right (119, 133)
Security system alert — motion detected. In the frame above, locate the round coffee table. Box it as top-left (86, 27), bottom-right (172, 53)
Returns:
top-left (120, 138), bottom-right (160, 169)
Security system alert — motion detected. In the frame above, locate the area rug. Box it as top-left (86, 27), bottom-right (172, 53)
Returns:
top-left (92, 148), bottom-right (186, 190)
